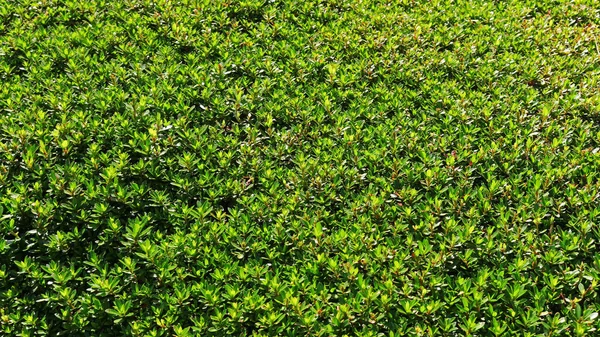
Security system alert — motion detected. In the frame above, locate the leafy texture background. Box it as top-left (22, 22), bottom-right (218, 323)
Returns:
top-left (1, 0), bottom-right (600, 336)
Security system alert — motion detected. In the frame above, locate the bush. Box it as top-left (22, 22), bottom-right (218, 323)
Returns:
top-left (1, 0), bottom-right (600, 336)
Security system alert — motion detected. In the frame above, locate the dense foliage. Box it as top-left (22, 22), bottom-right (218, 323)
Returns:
top-left (1, 0), bottom-right (600, 336)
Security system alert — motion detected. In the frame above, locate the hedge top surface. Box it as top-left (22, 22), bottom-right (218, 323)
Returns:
top-left (1, 0), bottom-right (600, 336)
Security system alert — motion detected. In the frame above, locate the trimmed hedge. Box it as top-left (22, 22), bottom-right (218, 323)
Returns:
top-left (1, 0), bottom-right (600, 336)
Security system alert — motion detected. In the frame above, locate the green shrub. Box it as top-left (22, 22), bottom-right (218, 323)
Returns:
top-left (1, 0), bottom-right (600, 336)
